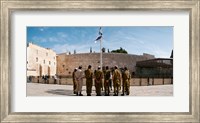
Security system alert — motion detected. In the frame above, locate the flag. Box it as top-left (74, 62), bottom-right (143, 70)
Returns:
top-left (95, 35), bottom-right (102, 43)
top-left (95, 27), bottom-right (103, 43)
top-left (99, 27), bottom-right (103, 36)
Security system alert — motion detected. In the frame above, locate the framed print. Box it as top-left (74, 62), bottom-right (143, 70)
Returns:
top-left (0, 0), bottom-right (199, 122)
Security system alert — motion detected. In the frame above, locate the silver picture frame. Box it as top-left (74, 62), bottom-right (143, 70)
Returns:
top-left (0, 0), bottom-right (199, 122)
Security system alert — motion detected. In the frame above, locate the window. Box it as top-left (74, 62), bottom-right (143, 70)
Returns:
top-left (27, 61), bottom-right (28, 64)
top-left (49, 61), bottom-right (51, 65)
top-left (36, 57), bottom-right (38, 62)
top-left (44, 60), bottom-right (45, 64)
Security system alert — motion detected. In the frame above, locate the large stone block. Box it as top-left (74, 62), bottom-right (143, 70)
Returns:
top-left (48, 78), bottom-right (55, 84)
top-left (56, 79), bottom-right (61, 84)
top-left (153, 78), bottom-right (164, 85)
top-left (60, 78), bottom-right (68, 85)
top-left (141, 78), bottom-right (148, 86)
top-left (132, 78), bottom-right (141, 86)
top-left (32, 77), bottom-right (38, 83)
top-left (164, 78), bottom-right (172, 84)
top-left (39, 78), bottom-right (45, 83)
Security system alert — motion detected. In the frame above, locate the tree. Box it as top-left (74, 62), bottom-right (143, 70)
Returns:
top-left (111, 47), bottom-right (128, 54)
top-left (170, 50), bottom-right (173, 58)
top-left (102, 47), bottom-right (106, 53)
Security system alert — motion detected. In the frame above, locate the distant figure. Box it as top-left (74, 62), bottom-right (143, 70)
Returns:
top-left (104, 66), bottom-right (111, 96)
top-left (121, 67), bottom-right (131, 96)
top-left (94, 66), bottom-right (103, 96)
top-left (112, 65), bottom-right (121, 96)
top-left (44, 75), bottom-right (48, 84)
top-left (72, 68), bottom-right (78, 94)
top-left (75, 66), bottom-right (84, 96)
top-left (54, 74), bottom-right (57, 84)
top-left (85, 65), bottom-right (93, 96)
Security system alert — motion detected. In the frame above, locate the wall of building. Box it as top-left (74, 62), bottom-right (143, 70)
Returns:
top-left (56, 52), bottom-right (154, 77)
top-left (27, 43), bottom-right (57, 77)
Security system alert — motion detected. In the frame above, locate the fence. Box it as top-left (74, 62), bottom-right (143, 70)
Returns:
top-left (29, 76), bottom-right (173, 86)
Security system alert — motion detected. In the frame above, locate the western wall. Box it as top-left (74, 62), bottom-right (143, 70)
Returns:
top-left (56, 52), bottom-right (155, 77)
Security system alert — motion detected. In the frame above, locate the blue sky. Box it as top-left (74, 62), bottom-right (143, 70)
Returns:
top-left (27, 27), bottom-right (173, 58)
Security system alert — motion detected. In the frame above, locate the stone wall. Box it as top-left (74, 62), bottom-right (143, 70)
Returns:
top-left (27, 43), bottom-right (57, 76)
top-left (56, 53), bottom-right (154, 76)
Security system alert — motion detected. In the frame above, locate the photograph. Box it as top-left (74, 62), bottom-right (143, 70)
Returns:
top-left (27, 26), bottom-right (173, 96)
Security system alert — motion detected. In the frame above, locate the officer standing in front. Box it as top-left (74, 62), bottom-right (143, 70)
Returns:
top-left (104, 66), bottom-right (111, 96)
top-left (112, 65), bottom-right (122, 96)
top-left (121, 67), bottom-right (131, 96)
top-left (85, 65), bottom-right (93, 96)
top-left (94, 66), bottom-right (103, 96)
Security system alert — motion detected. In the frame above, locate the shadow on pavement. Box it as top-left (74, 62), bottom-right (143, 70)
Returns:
top-left (45, 89), bottom-right (75, 96)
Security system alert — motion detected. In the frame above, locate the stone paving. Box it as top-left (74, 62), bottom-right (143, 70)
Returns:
top-left (27, 83), bottom-right (173, 96)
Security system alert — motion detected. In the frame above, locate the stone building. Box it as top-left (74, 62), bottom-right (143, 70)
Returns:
top-left (27, 43), bottom-right (57, 77)
top-left (56, 52), bottom-right (155, 77)
top-left (135, 58), bottom-right (173, 78)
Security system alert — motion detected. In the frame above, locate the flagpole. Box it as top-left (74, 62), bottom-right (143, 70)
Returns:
top-left (100, 36), bottom-right (102, 70)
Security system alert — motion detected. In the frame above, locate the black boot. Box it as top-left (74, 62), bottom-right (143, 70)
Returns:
top-left (79, 93), bottom-right (83, 96)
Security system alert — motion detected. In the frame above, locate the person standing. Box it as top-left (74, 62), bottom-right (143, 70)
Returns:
top-left (121, 67), bottom-right (131, 96)
top-left (112, 65), bottom-right (121, 96)
top-left (85, 65), bottom-right (93, 96)
top-left (75, 66), bottom-right (84, 96)
top-left (104, 66), bottom-right (111, 96)
top-left (72, 68), bottom-right (78, 94)
top-left (94, 66), bottom-right (103, 96)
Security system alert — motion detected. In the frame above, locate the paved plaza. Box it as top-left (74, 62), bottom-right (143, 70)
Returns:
top-left (27, 83), bottom-right (173, 96)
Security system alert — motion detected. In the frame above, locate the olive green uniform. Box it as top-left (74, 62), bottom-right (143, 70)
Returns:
top-left (122, 70), bottom-right (131, 95)
top-left (72, 71), bottom-right (77, 94)
top-left (113, 69), bottom-right (121, 95)
top-left (104, 70), bottom-right (111, 95)
top-left (85, 69), bottom-right (93, 95)
top-left (94, 70), bottom-right (103, 96)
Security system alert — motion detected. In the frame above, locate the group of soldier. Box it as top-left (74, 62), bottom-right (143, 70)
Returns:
top-left (72, 65), bottom-right (131, 96)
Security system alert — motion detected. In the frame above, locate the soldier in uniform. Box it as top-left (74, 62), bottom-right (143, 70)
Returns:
top-left (72, 68), bottom-right (77, 94)
top-left (94, 66), bottom-right (103, 96)
top-left (75, 66), bottom-right (84, 96)
top-left (85, 65), bottom-right (93, 96)
top-left (121, 67), bottom-right (131, 96)
top-left (112, 65), bottom-right (122, 96)
top-left (104, 66), bottom-right (111, 96)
